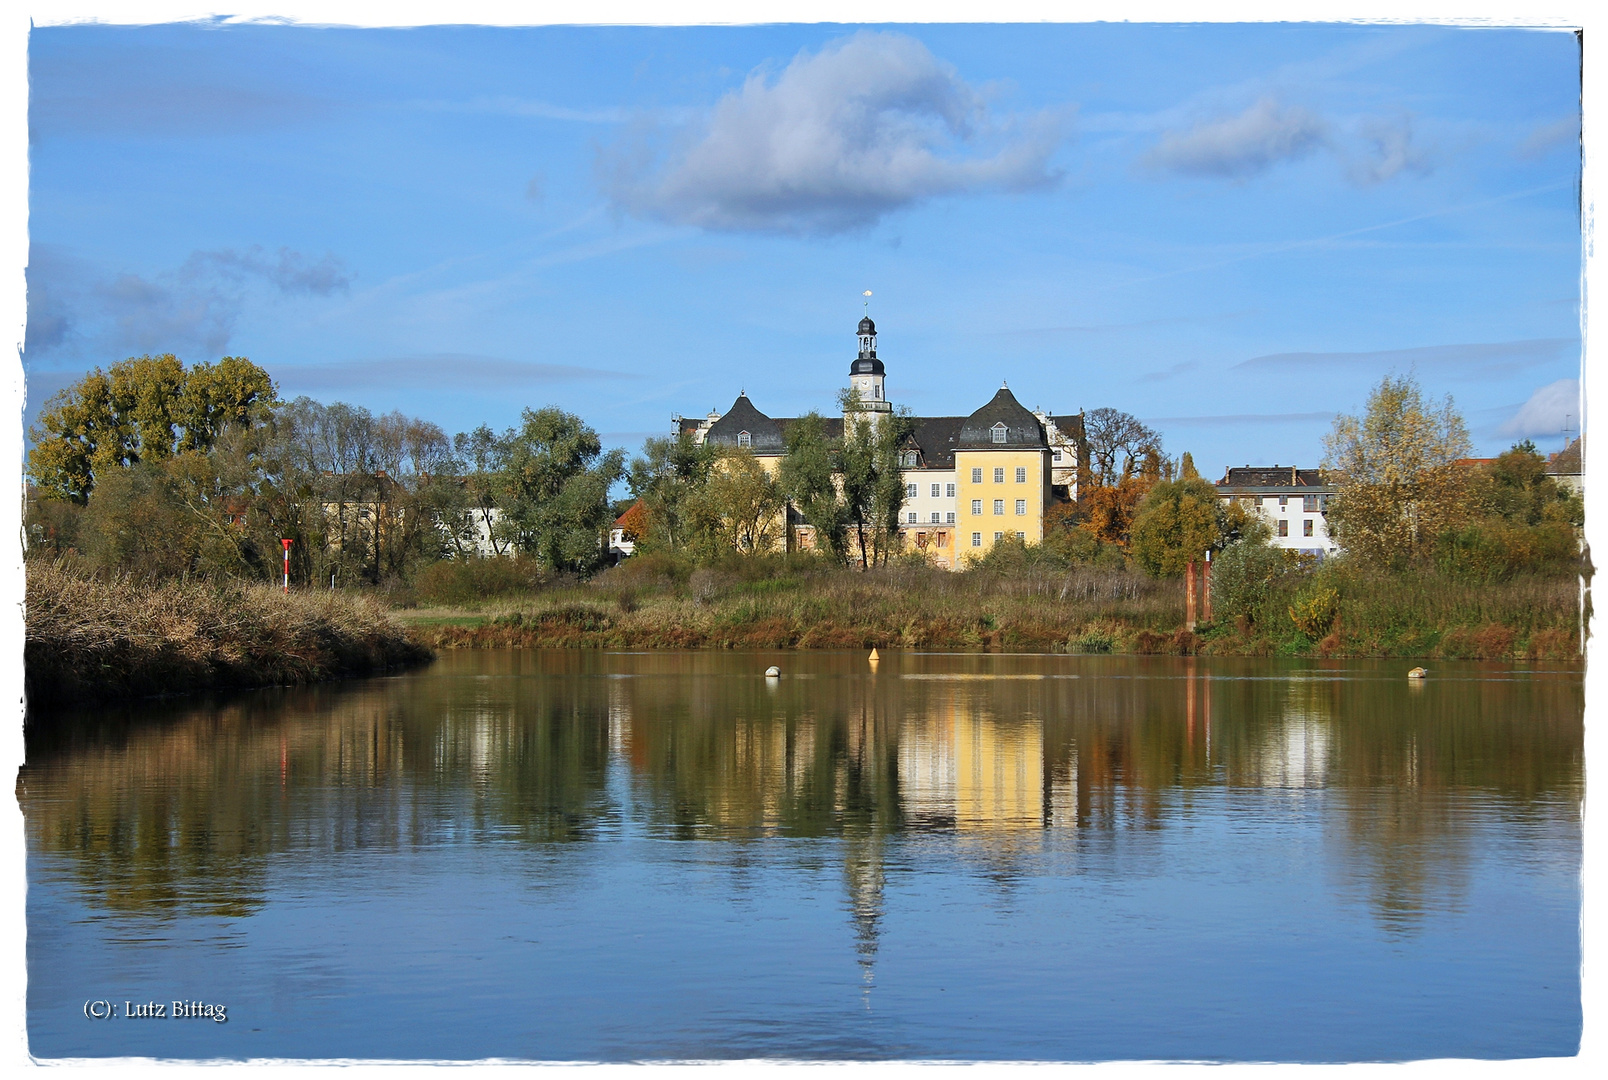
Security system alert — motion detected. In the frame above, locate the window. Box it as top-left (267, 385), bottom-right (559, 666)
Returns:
top-left (906, 483), bottom-right (917, 498)
top-left (908, 512), bottom-right (917, 524)
top-left (945, 483), bottom-right (956, 497)
top-left (1016, 532), bottom-right (1026, 541)
top-left (1303, 520), bottom-right (1314, 537)
top-left (931, 483), bottom-right (941, 498)
top-left (991, 422), bottom-right (1008, 444)
top-left (1015, 499), bottom-right (1026, 515)
top-left (1278, 520), bottom-right (1289, 537)
top-left (916, 532), bottom-right (927, 547)
top-left (1015, 467), bottom-right (1026, 483)
top-left (931, 512), bottom-right (941, 524)
top-left (1053, 450), bottom-right (1063, 462)
top-left (971, 500), bottom-right (983, 515)
top-left (937, 533), bottom-right (948, 548)
top-left (737, 431), bottom-right (751, 448)
top-left (994, 532), bottom-right (1003, 541)
top-left (993, 467), bottom-right (1005, 483)
top-left (946, 512), bottom-right (956, 524)
top-left (972, 468), bottom-right (983, 483)
top-left (903, 450), bottom-right (916, 467)
top-left (1303, 495), bottom-right (1319, 512)
top-left (1279, 495), bottom-right (1288, 507)
top-left (993, 499), bottom-right (1004, 515)
top-left (972, 532), bottom-right (982, 547)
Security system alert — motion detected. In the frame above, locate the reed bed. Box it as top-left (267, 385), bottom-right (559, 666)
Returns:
top-left (401, 556), bottom-right (1585, 660)
top-left (25, 559), bottom-right (433, 707)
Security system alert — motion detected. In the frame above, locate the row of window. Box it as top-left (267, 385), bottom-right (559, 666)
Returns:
top-left (1239, 494), bottom-right (1328, 512)
top-left (967, 467), bottom-right (1030, 483)
top-left (967, 499), bottom-right (1028, 515)
top-left (972, 531), bottom-right (1026, 546)
top-left (907, 512), bottom-right (958, 524)
top-left (906, 482), bottom-right (960, 498)
top-left (1277, 520), bottom-right (1318, 538)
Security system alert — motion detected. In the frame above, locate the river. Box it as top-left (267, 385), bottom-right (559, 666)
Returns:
top-left (20, 649), bottom-right (1583, 1061)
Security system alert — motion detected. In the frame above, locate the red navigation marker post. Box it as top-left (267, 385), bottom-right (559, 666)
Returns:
top-left (281, 538), bottom-right (293, 594)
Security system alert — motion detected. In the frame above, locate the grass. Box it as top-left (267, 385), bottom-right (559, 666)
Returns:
top-left (396, 553), bottom-right (1586, 661)
top-left (25, 558), bottom-right (434, 708)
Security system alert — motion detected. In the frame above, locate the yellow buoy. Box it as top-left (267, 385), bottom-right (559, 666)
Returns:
top-left (1407, 667), bottom-right (1428, 679)
top-left (869, 648), bottom-right (880, 662)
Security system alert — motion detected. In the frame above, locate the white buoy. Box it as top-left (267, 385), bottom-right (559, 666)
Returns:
top-left (765, 666), bottom-right (781, 678)
top-left (1407, 667), bottom-right (1428, 679)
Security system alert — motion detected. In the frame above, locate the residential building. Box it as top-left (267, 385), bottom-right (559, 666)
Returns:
top-left (1215, 465), bottom-right (1339, 556)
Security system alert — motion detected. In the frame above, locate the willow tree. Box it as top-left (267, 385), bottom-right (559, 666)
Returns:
top-left (1322, 375), bottom-right (1472, 568)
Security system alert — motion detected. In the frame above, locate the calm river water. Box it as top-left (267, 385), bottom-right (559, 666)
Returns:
top-left (21, 649), bottom-right (1582, 1061)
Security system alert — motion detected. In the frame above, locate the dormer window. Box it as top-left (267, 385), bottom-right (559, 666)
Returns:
top-left (991, 423), bottom-right (1008, 444)
top-left (903, 451), bottom-right (918, 468)
top-left (737, 431), bottom-right (751, 448)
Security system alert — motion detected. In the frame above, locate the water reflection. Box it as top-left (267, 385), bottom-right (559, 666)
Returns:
top-left (22, 651), bottom-right (1583, 940)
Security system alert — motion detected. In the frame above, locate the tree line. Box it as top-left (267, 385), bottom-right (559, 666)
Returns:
top-left (27, 355), bottom-right (1584, 607)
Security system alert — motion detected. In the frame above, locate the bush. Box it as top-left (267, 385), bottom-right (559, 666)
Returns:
top-left (1211, 538), bottom-right (1310, 625)
top-left (414, 556), bottom-right (548, 607)
top-left (1288, 586), bottom-right (1340, 639)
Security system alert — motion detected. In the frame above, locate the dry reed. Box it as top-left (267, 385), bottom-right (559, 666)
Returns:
top-left (25, 559), bottom-right (433, 707)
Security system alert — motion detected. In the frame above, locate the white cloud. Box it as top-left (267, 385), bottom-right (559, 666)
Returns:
top-left (1346, 114), bottom-right (1435, 185)
top-left (1499, 378), bottom-right (1581, 439)
top-left (1142, 97), bottom-right (1327, 179)
top-left (601, 31), bottom-right (1068, 235)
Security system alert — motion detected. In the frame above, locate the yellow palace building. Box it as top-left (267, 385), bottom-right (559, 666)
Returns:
top-left (675, 316), bottom-right (1089, 568)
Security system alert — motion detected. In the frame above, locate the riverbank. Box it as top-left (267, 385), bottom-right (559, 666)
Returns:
top-left (24, 560), bottom-right (434, 708)
top-left (398, 561), bottom-right (1584, 661)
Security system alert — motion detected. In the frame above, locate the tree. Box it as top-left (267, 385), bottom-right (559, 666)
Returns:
top-left (836, 394), bottom-right (914, 569)
top-left (1129, 476), bottom-right (1237, 577)
top-left (1083, 407), bottom-right (1160, 487)
top-left (499, 407), bottom-right (626, 573)
top-left (690, 449), bottom-right (786, 555)
top-left (627, 431), bottom-right (718, 553)
top-left (778, 412), bottom-right (849, 563)
top-left (29, 354), bottom-right (276, 503)
top-left (1322, 375), bottom-right (1473, 567)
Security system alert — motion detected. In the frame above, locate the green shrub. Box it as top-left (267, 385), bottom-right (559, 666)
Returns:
top-left (415, 556), bottom-right (548, 607)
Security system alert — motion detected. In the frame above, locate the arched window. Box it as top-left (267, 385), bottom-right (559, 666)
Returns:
top-left (991, 423), bottom-right (1008, 444)
top-left (737, 431), bottom-right (751, 448)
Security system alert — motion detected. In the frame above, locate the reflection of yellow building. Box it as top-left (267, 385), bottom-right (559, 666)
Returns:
top-left (897, 689), bottom-right (1054, 831)
top-left (955, 708), bottom-right (1043, 831)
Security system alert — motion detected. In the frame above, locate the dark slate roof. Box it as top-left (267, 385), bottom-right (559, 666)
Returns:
top-left (1217, 466), bottom-right (1328, 490)
top-left (1048, 414), bottom-right (1085, 442)
top-left (858, 316), bottom-right (876, 335)
top-left (850, 355), bottom-right (886, 376)
top-left (705, 394), bottom-right (785, 453)
top-left (958, 387), bottom-right (1047, 449)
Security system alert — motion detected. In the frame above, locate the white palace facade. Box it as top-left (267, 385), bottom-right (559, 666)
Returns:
top-left (674, 316), bottom-right (1088, 569)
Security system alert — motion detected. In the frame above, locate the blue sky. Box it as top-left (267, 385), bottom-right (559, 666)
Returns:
top-left (23, 20), bottom-right (1583, 475)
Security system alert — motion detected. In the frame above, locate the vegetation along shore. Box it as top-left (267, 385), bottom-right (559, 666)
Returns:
top-left (24, 560), bottom-right (432, 708)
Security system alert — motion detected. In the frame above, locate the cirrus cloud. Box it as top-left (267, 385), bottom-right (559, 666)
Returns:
top-left (600, 31), bottom-right (1070, 235)
top-left (1142, 97), bottom-right (1328, 179)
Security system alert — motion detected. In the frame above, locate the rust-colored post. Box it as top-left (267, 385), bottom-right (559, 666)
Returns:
top-left (1185, 560), bottom-right (1197, 631)
top-left (1202, 550), bottom-right (1213, 623)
